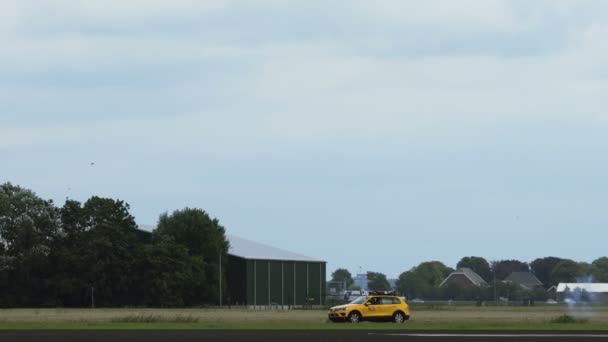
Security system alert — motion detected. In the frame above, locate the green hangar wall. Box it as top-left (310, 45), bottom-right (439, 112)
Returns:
top-left (225, 235), bottom-right (326, 307)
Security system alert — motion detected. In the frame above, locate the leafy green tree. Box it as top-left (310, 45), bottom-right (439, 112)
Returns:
top-left (0, 182), bottom-right (59, 306)
top-left (415, 261), bottom-right (453, 287)
top-left (551, 259), bottom-right (585, 284)
top-left (155, 208), bottom-right (229, 304)
top-left (136, 235), bottom-right (206, 306)
top-left (491, 260), bottom-right (529, 280)
top-left (530, 257), bottom-right (565, 286)
top-left (592, 257), bottom-right (608, 282)
top-left (53, 197), bottom-right (141, 306)
top-left (50, 199), bottom-right (90, 306)
top-left (457, 256), bottom-right (491, 282)
top-left (367, 271), bottom-right (390, 291)
top-left (396, 261), bottom-right (453, 299)
top-left (331, 268), bottom-right (354, 288)
top-left (483, 280), bottom-right (522, 302)
top-left (396, 269), bottom-right (421, 299)
top-left (578, 262), bottom-right (592, 278)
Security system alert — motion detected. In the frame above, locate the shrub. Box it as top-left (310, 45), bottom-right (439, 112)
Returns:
top-left (110, 314), bottom-right (200, 323)
top-left (550, 314), bottom-right (589, 324)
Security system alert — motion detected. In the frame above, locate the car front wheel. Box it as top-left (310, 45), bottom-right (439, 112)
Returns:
top-left (348, 311), bottom-right (361, 323)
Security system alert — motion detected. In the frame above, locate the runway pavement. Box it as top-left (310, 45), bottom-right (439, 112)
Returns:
top-left (1, 330), bottom-right (608, 342)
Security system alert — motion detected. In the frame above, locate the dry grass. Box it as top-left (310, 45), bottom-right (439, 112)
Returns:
top-left (411, 305), bottom-right (608, 323)
top-left (0, 308), bottom-right (327, 324)
top-left (0, 306), bottom-right (607, 324)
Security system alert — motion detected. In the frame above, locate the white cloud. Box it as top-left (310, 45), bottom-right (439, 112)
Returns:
top-left (0, 0), bottom-right (20, 34)
top-left (1, 0), bottom-right (607, 153)
top-left (348, 0), bottom-right (523, 32)
top-left (21, 0), bottom-right (232, 22)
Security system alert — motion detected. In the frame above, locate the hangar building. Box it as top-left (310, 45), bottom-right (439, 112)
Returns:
top-left (226, 234), bottom-right (326, 307)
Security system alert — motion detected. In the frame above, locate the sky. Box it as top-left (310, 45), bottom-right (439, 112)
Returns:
top-left (2, 0), bottom-right (608, 279)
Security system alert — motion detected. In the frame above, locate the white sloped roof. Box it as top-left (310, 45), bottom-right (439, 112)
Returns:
top-left (556, 283), bottom-right (608, 293)
top-left (227, 234), bottom-right (323, 262)
top-left (136, 225), bottom-right (323, 262)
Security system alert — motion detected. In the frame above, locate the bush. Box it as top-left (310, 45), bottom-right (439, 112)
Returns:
top-left (111, 314), bottom-right (162, 323)
top-left (550, 314), bottom-right (589, 324)
top-left (109, 314), bottom-right (199, 323)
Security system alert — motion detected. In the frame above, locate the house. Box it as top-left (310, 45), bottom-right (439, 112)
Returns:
top-left (504, 272), bottom-right (543, 289)
top-left (557, 283), bottom-right (608, 304)
top-left (439, 268), bottom-right (487, 289)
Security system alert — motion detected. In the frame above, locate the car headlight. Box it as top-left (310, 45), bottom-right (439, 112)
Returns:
top-left (334, 308), bottom-right (346, 312)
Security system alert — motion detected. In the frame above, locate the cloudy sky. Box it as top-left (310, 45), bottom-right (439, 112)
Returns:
top-left (2, 0), bottom-right (608, 278)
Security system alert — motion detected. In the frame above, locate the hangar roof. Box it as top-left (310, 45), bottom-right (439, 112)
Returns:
top-left (136, 225), bottom-right (323, 263)
top-left (227, 234), bottom-right (324, 262)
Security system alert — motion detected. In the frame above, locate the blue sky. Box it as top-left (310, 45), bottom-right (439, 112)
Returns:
top-left (2, 1), bottom-right (608, 278)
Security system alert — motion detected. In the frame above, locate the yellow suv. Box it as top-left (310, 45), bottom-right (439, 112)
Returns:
top-left (328, 291), bottom-right (410, 323)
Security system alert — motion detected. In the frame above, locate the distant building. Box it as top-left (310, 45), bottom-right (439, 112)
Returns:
top-left (504, 272), bottom-right (543, 289)
top-left (388, 278), bottom-right (397, 289)
top-left (136, 226), bottom-right (327, 308)
top-left (439, 268), bottom-right (487, 289)
top-left (226, 234), bottom-right (327, 307)
top-left (557, 283), bottom-right (608, 304)
top-left (354, 273), bottom-right (368, 289)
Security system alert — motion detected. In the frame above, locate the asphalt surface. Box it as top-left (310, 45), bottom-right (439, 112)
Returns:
top-left (1, 330), bottom-right (608, 342)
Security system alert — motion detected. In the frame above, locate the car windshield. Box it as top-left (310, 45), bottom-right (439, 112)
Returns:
top-left (349, 296), bottom-right (367, 304)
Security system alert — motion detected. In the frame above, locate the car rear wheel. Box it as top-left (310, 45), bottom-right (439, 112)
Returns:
top-left (348, 311), bottom-right (361, 323)
top-left (393, 312), bottom-right (406, 323)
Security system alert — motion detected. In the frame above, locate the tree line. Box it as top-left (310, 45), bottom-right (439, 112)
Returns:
top-left (0, 182), bottom-right (229, 307)
top-left (331, 255), bottom-right (608, 301)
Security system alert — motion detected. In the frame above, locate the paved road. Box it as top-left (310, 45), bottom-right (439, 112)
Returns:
top-left (1, 330), bottom-right (608, 342)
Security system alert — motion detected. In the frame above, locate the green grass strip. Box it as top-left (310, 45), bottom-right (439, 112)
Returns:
top-left (1, 321), bottom-right (608, 330)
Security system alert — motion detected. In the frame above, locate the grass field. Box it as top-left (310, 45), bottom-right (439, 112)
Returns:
top-left (0, 305), bottom-right (607, 330)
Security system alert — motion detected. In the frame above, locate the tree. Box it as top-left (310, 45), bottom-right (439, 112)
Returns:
top-left (53, 197), bottom-right (142, 307)
top-left (490, 280), bottom-right (523, 302)
top-left (457, 256), bottom-right (491, 282)
top-left (0, 183), bottom-right (58, 262)
top-left (491, 260), bottom-right (529, 280)
top-left (551, 260), bottom-right (585, 284)
top-left (331, 268), bottom-right (354, 288)
top-left (395, 261), bottom-right (453, 300)
top-left (367, 271), bottom-right (390, 291)
top-left (155, 208), bottom-right (229, 304)
top-left (0, 183), bottom-right (59, 306)
top-left (592, 257), bottom-right (608, 282)
top-left (135, 234), bottom-right (206, 306)
top-left (530, 257), bottom-right (565, 286)
top-left (578, 262), bottom-right (593, 279)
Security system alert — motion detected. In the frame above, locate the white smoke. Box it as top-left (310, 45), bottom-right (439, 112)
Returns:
top-left (563, 275), bottom-right (598, 318)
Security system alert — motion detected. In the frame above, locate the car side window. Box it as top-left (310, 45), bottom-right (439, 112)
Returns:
top-left (380, 297), bottom-right (393, 305)
top-left (392, 297), bottom-right (401, 304)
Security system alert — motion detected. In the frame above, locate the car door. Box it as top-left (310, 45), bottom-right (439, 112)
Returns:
top-left (377, 297), bottom-right (397, 318)
top-left (363, 297), bottom-right (380, 318)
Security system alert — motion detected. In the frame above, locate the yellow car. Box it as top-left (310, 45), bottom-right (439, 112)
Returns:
top-left (328, 291), bottom-right (410, 323)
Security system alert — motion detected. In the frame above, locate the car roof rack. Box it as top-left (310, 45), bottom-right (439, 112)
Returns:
top-left (368, 290), bottom-right (396, 295)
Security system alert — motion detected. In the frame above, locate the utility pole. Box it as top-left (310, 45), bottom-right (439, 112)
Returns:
top-left (219, 252), bottom-right (222, 307)
top-left (493, 268), bottom-right (497, 304)
top-left (91, 286), bottom-right (95, 309)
